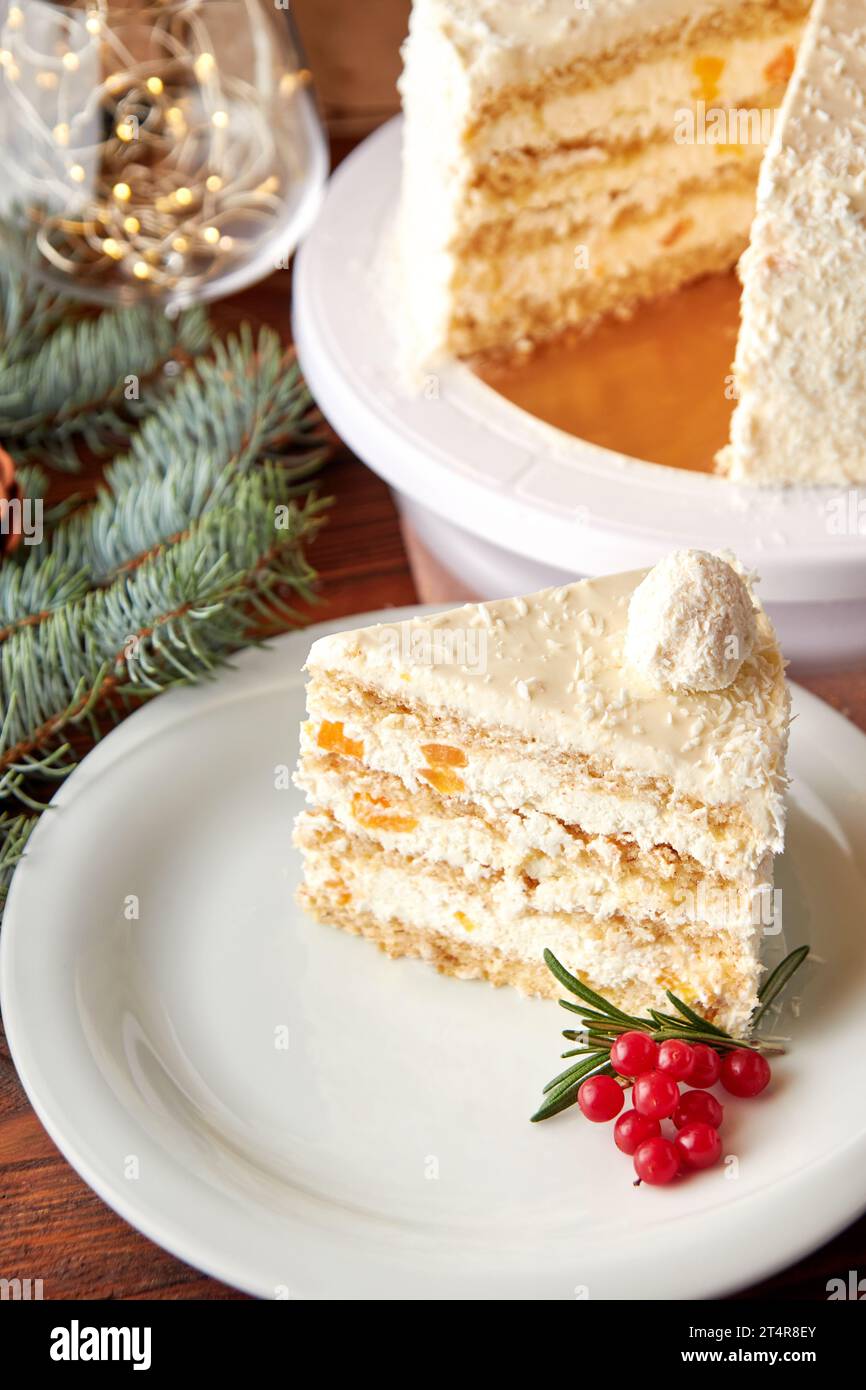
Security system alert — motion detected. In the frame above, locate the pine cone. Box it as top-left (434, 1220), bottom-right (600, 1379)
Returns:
top-left (0, 444), bottom-right (22, 556)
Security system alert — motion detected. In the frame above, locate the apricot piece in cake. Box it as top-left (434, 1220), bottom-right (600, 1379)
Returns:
top-left (352, 793), bottom-right (418, 834)
top-left (691, 55), bottom-right (725, 101)
top-left (420, 743), bottom-right (467, 767)
top-left (420, 766), bottom-right (465, 795)
top-left (324, 877), bottom-right (352, 907)
top-left (659, 218), bottom-right (693, 248)
top-left (316, 720), bottom-right (363, 758)
top-left (656, 973), bottom-right (697, 1005)
top-left (764, 44), bottom-right (795, 85)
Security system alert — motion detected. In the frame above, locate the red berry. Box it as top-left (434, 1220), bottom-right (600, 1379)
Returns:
top-left (673, 1089), bottom-right (724, 1130)
top-left (685, 1043), bottom-right (722, 1089)
top-left (610, 1030), bottom-right (659, 1077)
top-left (721, 1049), bottom-right (771, 1098)
top-left (675, 1121), bottom-right (722, 1171)
top-left (633, 1136), bottom-right (680, 1186)
top-left (614, 1109), bottom-right (662, 1156)
top-left (578, 1073), bottom-right (624, 1122)
top-left (657, 1039), bottom-right (695, 1081)
top-left (632, 1069), bottom-right (680, 1120)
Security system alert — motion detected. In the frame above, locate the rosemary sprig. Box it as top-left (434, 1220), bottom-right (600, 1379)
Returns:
top-left (531, 944), bottom-right (809, 1123)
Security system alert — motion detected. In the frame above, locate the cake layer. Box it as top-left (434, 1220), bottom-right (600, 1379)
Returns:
top-left (458, 161), bottom-right (761, 256)
top-left (299, 682), bottom-right (769, 877)
top-left (454, 233), bottom-right (750, 357)
top-left (460, 133), bottom-right (770, 245)
top-left (298, 833), bottom-right (762, 1034)
top-left (295, 757), bottom-right (773, 929)
top-left (450, 183), bottom-right (756, 355)
top-left (464, 30), bottom-right (801, 158)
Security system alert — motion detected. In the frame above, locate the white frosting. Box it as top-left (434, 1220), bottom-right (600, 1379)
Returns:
top-left (720, 0), bottom-right (866, 484)
top-left (625, 550), bottom-right (759, 692)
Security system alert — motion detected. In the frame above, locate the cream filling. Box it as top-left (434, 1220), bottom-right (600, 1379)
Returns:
top-left (298, 840), bottom-right (762, 1035)
top-left (452, 184), bottom-right (756, 305)
top-left (295, 762), bottom-right (773, 930)
top-left (469, 30), bottom-right (801, 156)
top-left (460, 141), bottom-right (764, 243)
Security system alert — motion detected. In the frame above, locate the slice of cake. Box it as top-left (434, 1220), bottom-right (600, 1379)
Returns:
top-left (398, 0), bottom-right (809, 362)
top-left (719, 0), bottom-right (866, 484)
top-left (294, 551), bottom-right (789, 1035)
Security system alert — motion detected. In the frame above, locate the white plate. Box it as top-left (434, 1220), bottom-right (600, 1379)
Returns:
top-left (3, 612), bottom-right (866, 1300)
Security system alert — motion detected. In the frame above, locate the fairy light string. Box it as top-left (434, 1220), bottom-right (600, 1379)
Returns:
top-left (0, 0), bottom-right (312, 296)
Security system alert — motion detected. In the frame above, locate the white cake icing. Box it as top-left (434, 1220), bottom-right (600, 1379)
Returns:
top-left (720, 0), bottom-right (866, 484)
top-left (625, 550), bottom-right (758, 692)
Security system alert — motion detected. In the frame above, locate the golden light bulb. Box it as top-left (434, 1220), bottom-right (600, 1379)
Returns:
top-left (146, 75), bottom-right (164, 95)
top-left (174, 186), bottom-right (193, 207)
top-left (202, 226), bottom-right (220, 245)
top-left (85, 15), bottom-right (101, 35)
top-left (172, 235), bottom-right (190, 253)
top-left (37, 70), bottom-right (58, 90)
top-left (165, 106), bottom-right (185, 129)
top-left (62, 51), bottom-right (80, 72)
top-left (205, 174), bottom-right (222, 192)
top-left (123, 215), bottom-right (140, 235)
top-left (102, 238), bottom-right (123, 259)
top-left (116, 120), bottom-right (136, 142)
top-left (132, 260), bottom-right (150, 280)
top-left (53, 122), bottom-right (70, 146)
top-left (211, 110), bottom-right (228, 129)
top-left (258, 175), bottom-right (279, 195)
top-left (193, 52), bottom-right (215, 79)
top-left (280, 69), bottom-right (311, 98)
top-left (69, 164), bottom-right (86, 183)
top-left (113, 182), bottom-right (132, 202)
top-left (220, 235), bottom-right (234, 251)
top-left (0, 50), bottom-right (11, 67)
top-left (7, 6), bottom-right (22, 30)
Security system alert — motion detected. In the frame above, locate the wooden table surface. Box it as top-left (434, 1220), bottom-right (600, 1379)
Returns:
top-left (2, 251), bottom-right (866, 1302)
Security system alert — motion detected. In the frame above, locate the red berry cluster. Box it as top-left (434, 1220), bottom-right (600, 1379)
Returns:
top-left (576, 1031), bottom-right (771, 1185)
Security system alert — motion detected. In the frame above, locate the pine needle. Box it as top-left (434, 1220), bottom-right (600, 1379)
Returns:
top-left (0, 250), bottom-right (210, 470)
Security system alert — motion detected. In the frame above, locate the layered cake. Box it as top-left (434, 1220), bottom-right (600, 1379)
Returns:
top-left (398, 0), bottom-right (809, 362)
top-left (719, 0), bottom-right (866, 484)
top-left (294, 551), bottom-right (789, 1034)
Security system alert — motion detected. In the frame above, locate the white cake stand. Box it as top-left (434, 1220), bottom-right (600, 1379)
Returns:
top-left (293, 118), bottom-right (866, 670)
